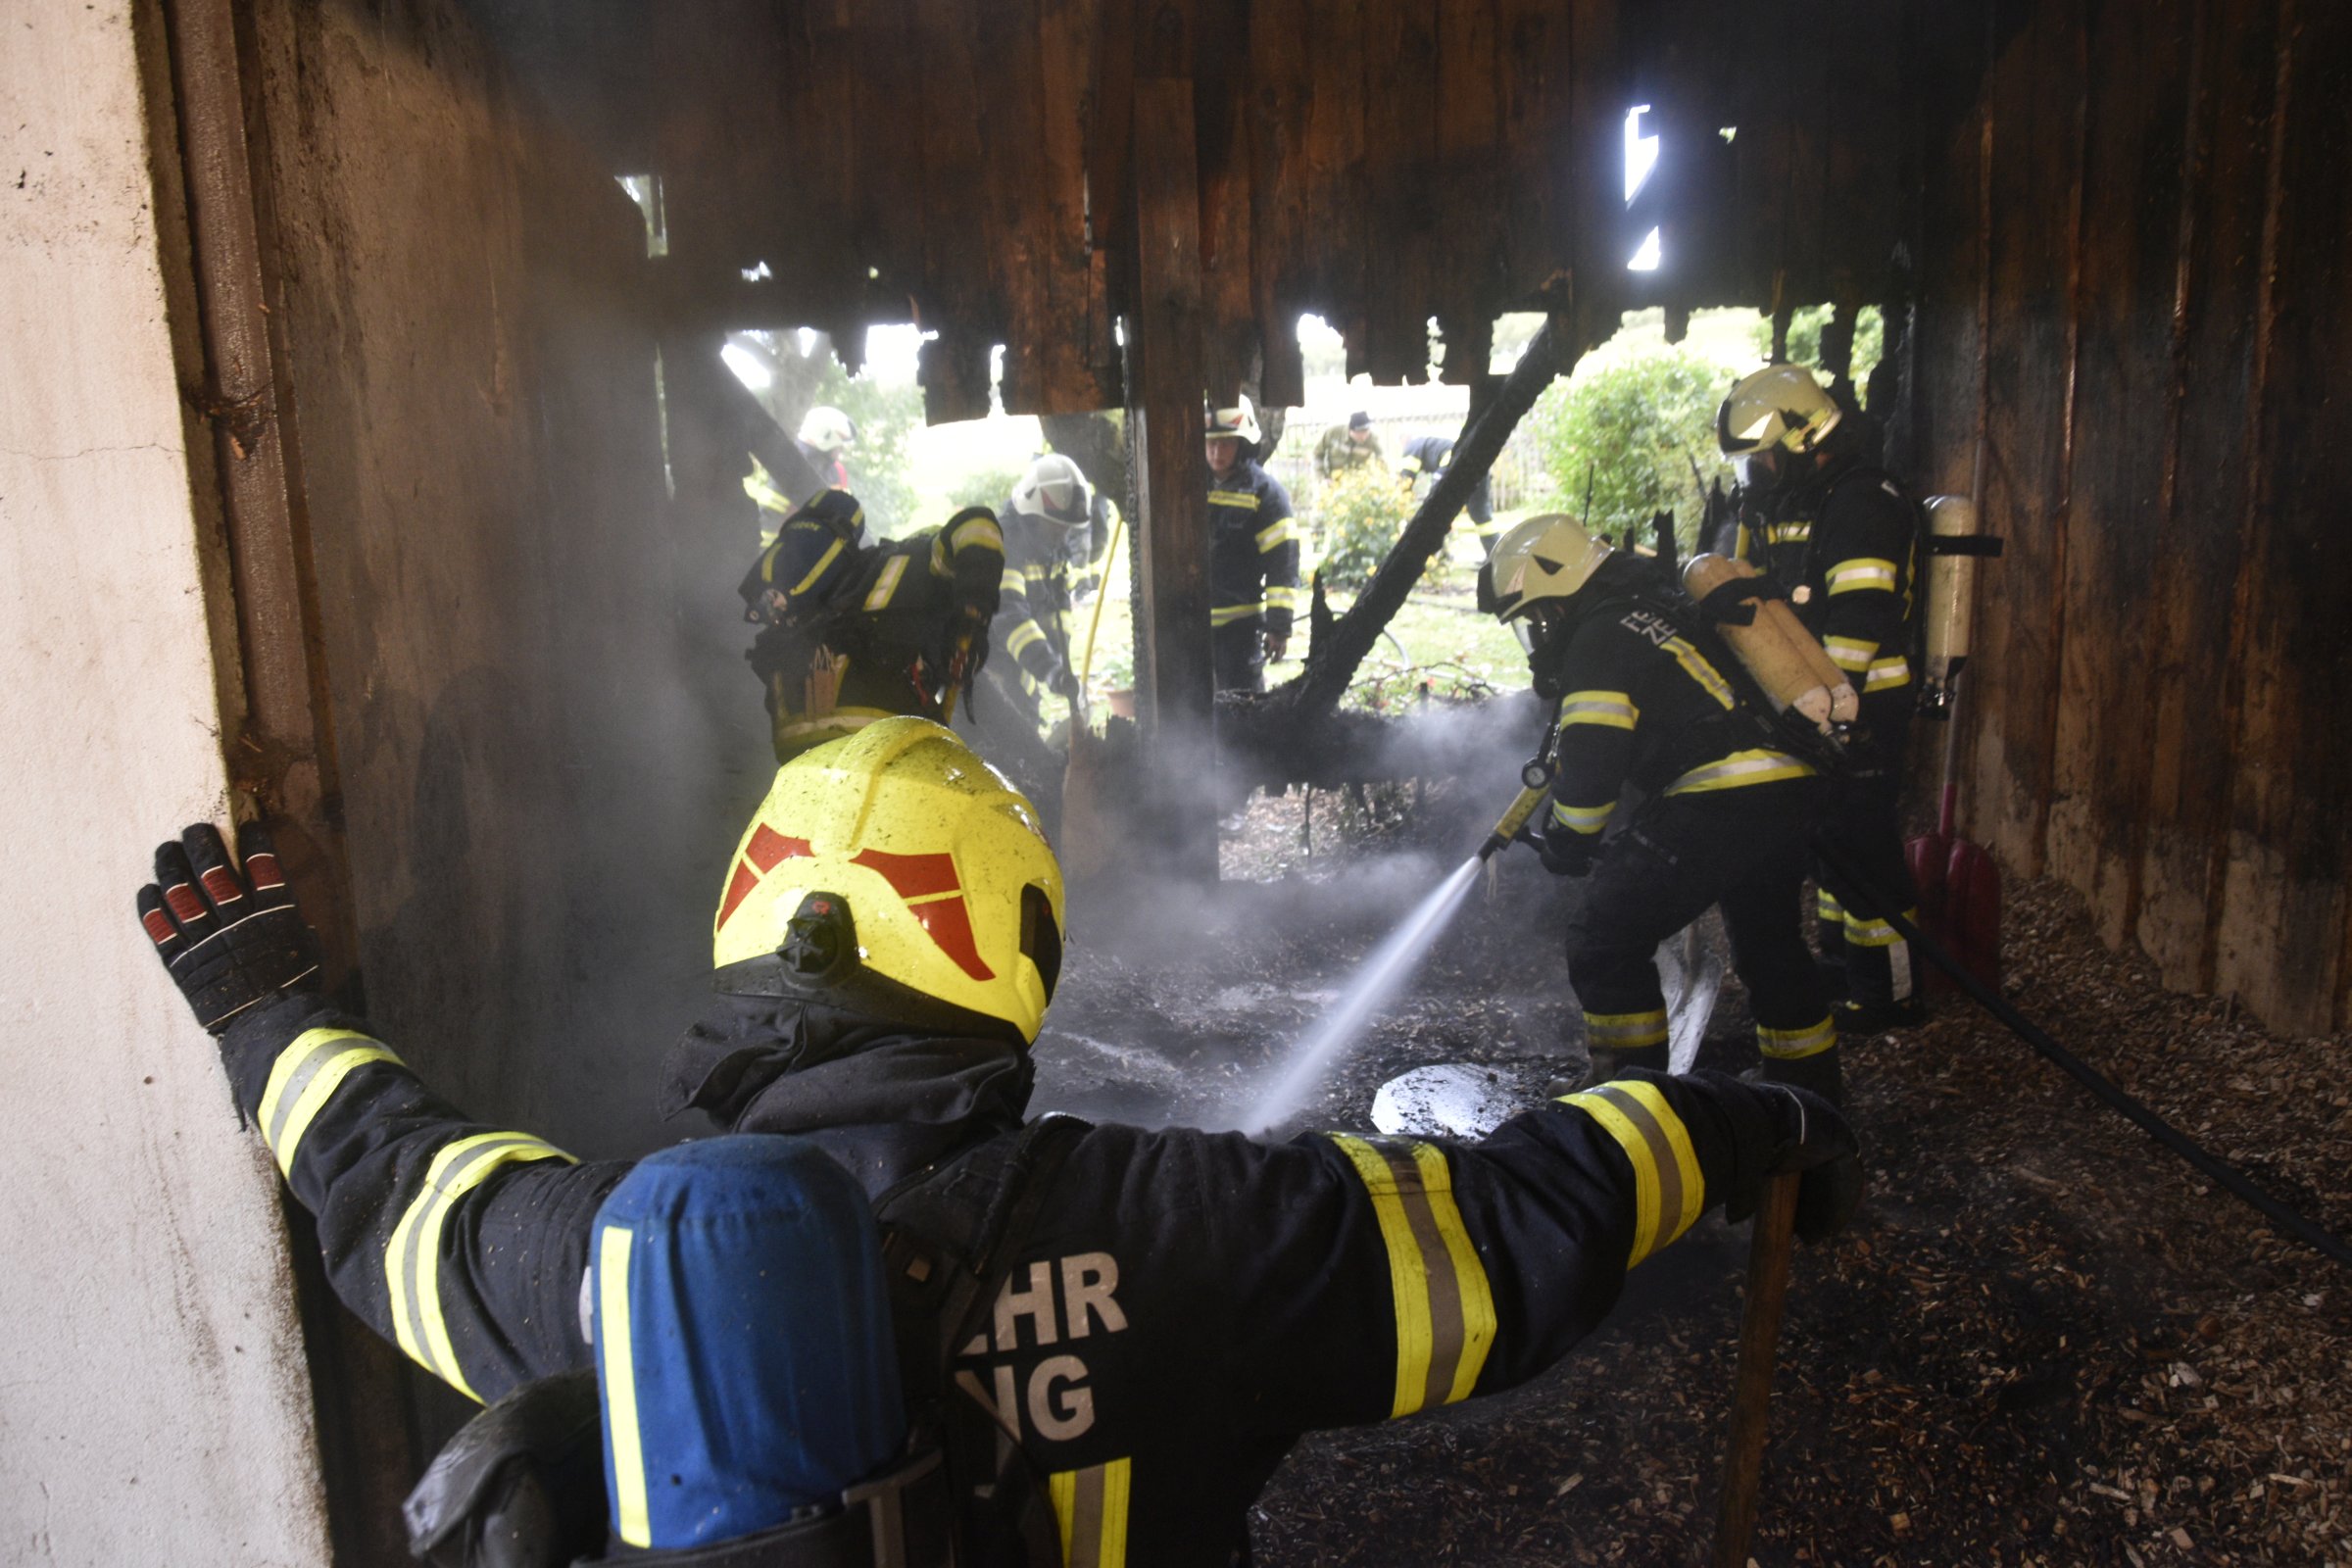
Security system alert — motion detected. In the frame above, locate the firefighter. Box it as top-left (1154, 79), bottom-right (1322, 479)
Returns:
top-left (1205, 395), bottom-right (1299, 694)
top-left (991, 454), bottom-right (1094, 744)
top-left (1313, 410), bottom-right (1387, 480)
top-left (745, 405), bottom-right (859, 546)
top-left (740, 490), bottom-right (1004, 761)
top-left (1717, 363), bottom-right (1924, 1032)
top-left (1481, 514), bottom-right (1844, 1105)
top-left (1397, 431), bottom-right (1499, 557)
top-left (138, 719), bottom-right (1860, 1568)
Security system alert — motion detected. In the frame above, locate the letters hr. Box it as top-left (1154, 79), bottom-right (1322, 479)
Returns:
top-left (954, 1250), bottom-right (1127, 1443)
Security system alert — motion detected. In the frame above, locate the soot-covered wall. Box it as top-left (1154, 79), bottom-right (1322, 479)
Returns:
top-left (247, 0), bottom-right (769, 1155)
top-left (1908, 0), bottom-right (2352, 1036)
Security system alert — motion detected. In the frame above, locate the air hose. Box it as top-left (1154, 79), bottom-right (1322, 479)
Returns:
top-left (1812, 837), bottom-right (2352, 1273)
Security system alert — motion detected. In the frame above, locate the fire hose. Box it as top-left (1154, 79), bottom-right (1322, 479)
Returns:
top-left (1811, 835), bottom-right (2352, 1273)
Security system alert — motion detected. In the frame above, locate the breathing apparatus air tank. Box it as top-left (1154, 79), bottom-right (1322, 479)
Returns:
top-left (1919, 495), bottom-right (1997, 718)
top-left (1680, 554), bottom-right (1858, 735)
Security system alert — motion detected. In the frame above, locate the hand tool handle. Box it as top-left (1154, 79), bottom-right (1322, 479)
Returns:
top-left (1710, 1171), bottom-right (1800, 1568)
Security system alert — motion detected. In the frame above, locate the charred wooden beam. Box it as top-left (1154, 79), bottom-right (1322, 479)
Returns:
top-left (658, 329), bottom-right (832, 508)
top-left (1275, 318), bottom-right (1566, 718)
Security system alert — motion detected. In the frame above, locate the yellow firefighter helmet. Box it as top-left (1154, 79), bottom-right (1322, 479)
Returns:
top-left (1714, 363), bottom-right (1842, 458)
top-left (712, 717), bottom-right (1064, 1043)
top-left (1479, 514), bottom-right (1614, 623)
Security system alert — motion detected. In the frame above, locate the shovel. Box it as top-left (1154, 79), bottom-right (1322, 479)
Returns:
top-left (1905, 697), bottom-right (2001, 995)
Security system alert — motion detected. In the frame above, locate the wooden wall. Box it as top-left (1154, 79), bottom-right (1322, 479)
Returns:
top-left (1907, 0), bottom-right (2352, 1037)
top-left (483, 0), bottom-right (1917, 416)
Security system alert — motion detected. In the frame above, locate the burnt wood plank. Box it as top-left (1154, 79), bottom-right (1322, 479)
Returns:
top-left (2042, 0), bottom-right (2190, 949)
top-left (2216, 0), bottom-right (2352, 1033)
top-left (2135, 0), bottom-right (2281, 993)
top-left (1963, 0), bottom-right (2084, 874)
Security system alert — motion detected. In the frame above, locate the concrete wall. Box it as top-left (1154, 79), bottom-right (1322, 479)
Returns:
top-left (0, 4), bottom-right (330, 1564)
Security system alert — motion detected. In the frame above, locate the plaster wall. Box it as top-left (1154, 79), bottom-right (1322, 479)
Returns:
top-left (0, 4), bottom-right (329, 1563)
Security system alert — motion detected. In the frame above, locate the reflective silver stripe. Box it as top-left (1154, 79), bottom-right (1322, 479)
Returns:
top-left (1864, 657), bottom-right (1912, 692)
top-left (1558, 690), bottom-right (1638, 730)
top-left (1827, 558), bottom-right (1897, 595)
top-left (1585, 1009), bottom-right (1667, 1048)
top-left (1551, 799), bottom-right (1614, 834)
top-left (1209, 603), bottom-right (1264, 626)
top-left (1665, 750), bottom-right (1813, 794)
top-left (1757, 1017), bottom-right (1837, 1060)
top-left (863, 555), bottom-right (909, 611)
top-left (1824, 637), bottom-right (1876, 672)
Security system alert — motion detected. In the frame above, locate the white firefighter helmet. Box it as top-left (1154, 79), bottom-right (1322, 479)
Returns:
top-left (1479, 514), bottom-right (1613, 623)
top-left (1010, 454), bottom-right (1094, 528)
top-left (796, 405), bottom-right (858, 455)
top-left (1205, 393), bottom-right (1261, 448)
top-left (1715, 364), bottom-right (1841, 458)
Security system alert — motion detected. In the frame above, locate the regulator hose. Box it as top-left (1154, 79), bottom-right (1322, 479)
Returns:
top-left (1813, 837), bottom-right (2352, 1274)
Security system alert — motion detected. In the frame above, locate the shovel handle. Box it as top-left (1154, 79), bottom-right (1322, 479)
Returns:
top-left (1710, 1171), bottom-right (1801, 1568)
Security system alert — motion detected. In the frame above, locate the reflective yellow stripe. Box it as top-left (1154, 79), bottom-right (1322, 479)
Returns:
top-left (1844, 908), bottom-right (1915, 949)
top-left (1209, 603), bottom-right (1264, 626)
top-left (598, 1224), bottom-right (653, 1548)
top-left (1768, 521), bottom-right (1811, 545)
top-left (1554, 1080), bottom-right (1705, 1267)
top-left (1666, 749), bottom-right (1814, 795)
top-left (1551, 798), bottom-right (1615, 835)
top-left (1758, 1016), bottom-right (1838, 1060)
top-left (1049, 1458), bottom-right (1131, 1568)
top-left (259, 1029), bottom-right (402, 1177)
top-left (1817, 888), bottom-right (1844, 922)
top-left (863, 554), bottom-right (908, 611)
top-left (1000, 568), bottom-right (1028, 596)
top-left (386, 1132), bottom-right (574, 1400)
top-left (1827, 558), bottom-right (1897, 595)
top-left (1823, 636), bottom-right (1876, 673)
top-left (1207, 489), bottom-right (1259, 511)
top-left (743, 474), bottom-right (796, 514)
top-left (1584, 1008), bottom-right (1668, 1049)
top-left (1264, 585), bottom-right (1304, 611)
top-left (1006, 621), bottom-right (1047, 656)
top-left (791, 536), bottom-right (847, 597)
top-left (1559, 689), bottom-right (1638, 730)
top-left (1864, 657), bottom-right (1912, 692)
top-left (949, 514), bottom-right (1004, 554)
top-left (1328, 1135), bottom-right (1498, 1417)
top-left (1255, 517), bottom-right (1295, 551)
top-left (1660, 636), bottom-right (1735, 710)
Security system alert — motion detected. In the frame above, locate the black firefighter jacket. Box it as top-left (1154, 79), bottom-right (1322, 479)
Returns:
top-left (220, 987), bottom-right (1790, 1567)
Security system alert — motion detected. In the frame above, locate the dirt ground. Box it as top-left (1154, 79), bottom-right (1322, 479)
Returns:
top-left (1030, 780), bottom-right (2352, 1567)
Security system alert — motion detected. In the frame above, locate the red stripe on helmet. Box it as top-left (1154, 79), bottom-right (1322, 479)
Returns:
top-left (908, 897), bottom-right (996, 983)
top-left (715, 829), bottom-right (814, 932)
top-left (849, 849), bottom-right (960, 900)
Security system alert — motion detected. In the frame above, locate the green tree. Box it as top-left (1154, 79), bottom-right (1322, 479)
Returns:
top-left (811, 356), bottom-right (925, 537)
top-left (1526, 346), bottom-right (1737, 553)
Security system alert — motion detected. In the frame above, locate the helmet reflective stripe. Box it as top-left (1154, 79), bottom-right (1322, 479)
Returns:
top-left (1479, 514), bottom-right (1612, 622)
top-left (712, 717), bottom-right (1063, 1042)
top-left (1714, 364), bottom-right (1841, 456)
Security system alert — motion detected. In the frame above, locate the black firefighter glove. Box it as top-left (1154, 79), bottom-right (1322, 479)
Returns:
top-left (138, 822), bottom-right (321, 1034)
top-left (1702, 1070), bottom-right (1863, 1244)
top-left (1522, 820), bottom-right (1597, 879)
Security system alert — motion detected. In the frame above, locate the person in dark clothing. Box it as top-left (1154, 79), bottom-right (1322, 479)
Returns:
top-left (1718, 363), bottom-right (1925, 1032)
top-left (137, 717), bottom-right (1860, 1568)
top-left (1481, 514), bottom-right (1843, 1104)
top-left (1204, 395), bottom-right (1299, 694)
top-left (740, 491), bottom-right (1004, 761)
top-left (1397, 432), bottom-right (1498, 557)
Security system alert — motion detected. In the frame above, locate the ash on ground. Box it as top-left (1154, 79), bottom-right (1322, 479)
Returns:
top-left (1030, 781), bottom-right (2352, 1567)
